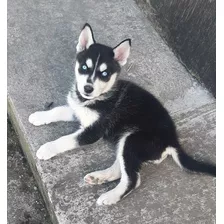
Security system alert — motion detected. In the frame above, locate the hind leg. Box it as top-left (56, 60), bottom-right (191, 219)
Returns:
top-left (97, 132), bottom-right (141, 205)
top-left (84, 159), bottom-right (121, 185)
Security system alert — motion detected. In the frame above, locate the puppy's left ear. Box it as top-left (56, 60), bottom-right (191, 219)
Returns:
top-left (113, 39), bottom-right (131, 66)
top-left (76, 23), bottom-right (95, 53)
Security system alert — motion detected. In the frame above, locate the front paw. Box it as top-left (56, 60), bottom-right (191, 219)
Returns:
top-left (29, 111), bottom-right (50, 126)
top-left (36, 142), bottom-right (57, 160)
top-left (97, 190), bottom-right (121, 206)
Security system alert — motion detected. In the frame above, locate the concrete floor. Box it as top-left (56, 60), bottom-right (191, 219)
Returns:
top-left (7, 119), bottom-right (51, 224)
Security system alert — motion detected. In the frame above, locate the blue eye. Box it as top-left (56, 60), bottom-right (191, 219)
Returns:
top-left (102, 71), bottom-right (108, 77)
top-left (82, 65), bottom-right (88, 70)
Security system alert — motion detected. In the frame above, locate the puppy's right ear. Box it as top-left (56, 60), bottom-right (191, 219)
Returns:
top-left (76, 23), bottom-right (95, 53)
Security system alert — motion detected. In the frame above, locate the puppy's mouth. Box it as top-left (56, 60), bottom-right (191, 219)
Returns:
top-left (80, 91), bottom-right (95, 100)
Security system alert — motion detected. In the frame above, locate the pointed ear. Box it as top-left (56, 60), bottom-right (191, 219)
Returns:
top-left (76, 23), bottom-right (95, 53)
top-left (113, 39), bottom-right (131, 66)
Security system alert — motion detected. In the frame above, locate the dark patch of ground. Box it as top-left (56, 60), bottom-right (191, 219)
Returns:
top-left (135, 0), bottom-right (216, 97)
top-left (7, 119), bottom-right (51, 224)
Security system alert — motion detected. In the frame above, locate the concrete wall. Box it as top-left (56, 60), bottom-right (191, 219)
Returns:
top-left (136, 0), bottom-right (216, 97)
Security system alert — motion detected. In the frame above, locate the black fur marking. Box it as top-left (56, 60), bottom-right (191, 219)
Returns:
top-left (76, 79), bottom-right (216, 187)
top-left (113, 38), bottom-right (131, 49)
top-left (178, 148), bottom-right (216, 176)
top-left (77, 122), bottom-right (104, 146)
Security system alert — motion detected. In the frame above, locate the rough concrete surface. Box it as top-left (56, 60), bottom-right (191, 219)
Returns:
top-left (8, 0), bottom-right (216, 223)
top-left (7, 119), bottom-right (51, 224)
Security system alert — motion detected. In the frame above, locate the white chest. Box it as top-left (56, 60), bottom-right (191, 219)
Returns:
top-left (67, 92), bottom-right (99, 128)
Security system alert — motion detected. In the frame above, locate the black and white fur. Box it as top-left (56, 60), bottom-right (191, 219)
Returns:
top-left (29, 24), bottom-right (216, 206)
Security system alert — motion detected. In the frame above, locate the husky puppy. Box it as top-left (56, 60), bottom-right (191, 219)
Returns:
top-left (29, 23), bottom-right (216, 205)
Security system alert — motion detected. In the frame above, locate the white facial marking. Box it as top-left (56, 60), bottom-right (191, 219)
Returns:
top-left (86, 58), bottom-right (93, 68)
top-left (99, 63), bottom-right (107, 72)
top-left (97, 132), bottom-right (133, 205)
top-left (92, 72), bottom-right (117, 98)
top-left (75, 58), bottom-right (117, 99)
top-left (101, 73), bottom-right (117, 93)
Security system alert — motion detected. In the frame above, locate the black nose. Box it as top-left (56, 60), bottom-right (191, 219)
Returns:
top-left (84, 85), bottom-right (94, 94)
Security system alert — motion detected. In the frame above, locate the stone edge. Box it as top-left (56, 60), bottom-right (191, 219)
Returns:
top-left (7, 96), bottom-right (58, 224)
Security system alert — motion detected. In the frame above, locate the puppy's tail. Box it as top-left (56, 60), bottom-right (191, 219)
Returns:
top-left (170, 147), bottom-right (216, 177)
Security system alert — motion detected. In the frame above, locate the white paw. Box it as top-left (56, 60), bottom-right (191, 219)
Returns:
top-left (97, 190), bottom-right (121, 206)
top-left (84, 171), bottom-right (109, 185)
top-left (36, 142), bottom-right (57, 160)
top-left (29, 111), bottom-right (50, 126)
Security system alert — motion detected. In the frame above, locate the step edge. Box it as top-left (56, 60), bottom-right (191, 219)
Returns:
top-left (7, 96), bottom-right (59, 224)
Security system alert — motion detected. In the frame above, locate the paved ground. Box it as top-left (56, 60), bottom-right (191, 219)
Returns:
top-left (7, 119), bottom-right (51, 224)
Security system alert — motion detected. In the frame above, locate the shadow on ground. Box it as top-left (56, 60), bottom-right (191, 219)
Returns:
top-left (7, 119), bottom-right (51, 224)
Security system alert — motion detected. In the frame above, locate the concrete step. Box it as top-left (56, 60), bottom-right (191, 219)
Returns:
top-left (8, 0), bottom-right (215, 223)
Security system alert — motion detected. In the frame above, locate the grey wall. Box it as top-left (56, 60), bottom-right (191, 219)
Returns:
top-left (136, 0), bottom-right (216, 97)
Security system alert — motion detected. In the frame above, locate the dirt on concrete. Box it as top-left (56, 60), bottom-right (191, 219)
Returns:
top-left (7, 119), bottom-right (51, 224)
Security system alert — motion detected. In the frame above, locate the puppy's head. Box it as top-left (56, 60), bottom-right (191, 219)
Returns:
top-left (75, 23), bottom-right (131, 100)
